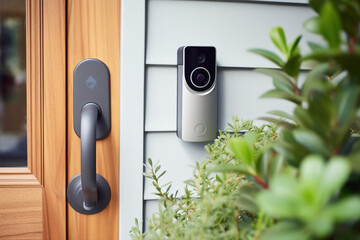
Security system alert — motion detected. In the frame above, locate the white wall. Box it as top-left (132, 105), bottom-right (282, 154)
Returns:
top-left (142, 0), bottom-right (314, 231)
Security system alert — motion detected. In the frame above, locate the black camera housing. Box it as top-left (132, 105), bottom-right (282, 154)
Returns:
top-left (178, 46), bottom-right (216, 93)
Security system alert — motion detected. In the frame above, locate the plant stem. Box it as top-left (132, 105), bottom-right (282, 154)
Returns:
top-left (254, 175), bottom-right (269, 189)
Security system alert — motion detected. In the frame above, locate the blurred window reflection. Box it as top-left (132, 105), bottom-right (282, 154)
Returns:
top-left (0, 0), bottom-right (27, 167)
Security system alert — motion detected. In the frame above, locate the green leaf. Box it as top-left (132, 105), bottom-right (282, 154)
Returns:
top-left (307, 41), bottom-right (324, 51)
top-left (211, 164), bottom-right (252, 176)
top-left (228, 138), bottom-right (255, 168)
top-left (158, 170), bottom-right (167, 179)
top-left (249, 49), bottom-right (284, 67)
top-left (293, 129), bottom-right (329, 156)
top-left (270, 27), bottom-right (288, 57)
top-left (273, 79), bottom-right (294, 93)
top-left (319, 157), bottom-right (351, 203)
top-left (244, 133), bottom-right (257, 154)
top-left (258, 117), bottom-right (296, 130)
top-left (255, 68), bottom-right (294, 89)
top-left (334, 83), bottom-right (359, 126)
top-left (329, 196), bottom-right (360, 221)
top-left (308, 93), bottom-right (333, 131)
top-left (288, 35), bottom-right (302, 58)
top-left (294, 106), bottom-right (315, 129)
top-left (319, 2), bottom-right (342, 49)
top-left (261, 89), bottom-right (303, 105)
top-left (309, 0), bottom-right (326, 13)
top-left (299, 155), bottom-right (324, 190)
top-left (283, 55), bottom-right (301, 78)
top-left (308, 213), bottom-right (334, 238)
top-left (267, 110), bottom-right (297, 122)
top-left (257, 175), bottom-right (300, 217)
top-left (303, 17), bottom-right (321, 34)
top-left (259, 221), bottom-right (309, 240)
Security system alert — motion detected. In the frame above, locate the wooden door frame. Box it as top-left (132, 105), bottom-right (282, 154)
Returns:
top-left (0, 0), bottom-right (67, 238)
top-left (43, 0), bottom-right (67, 238)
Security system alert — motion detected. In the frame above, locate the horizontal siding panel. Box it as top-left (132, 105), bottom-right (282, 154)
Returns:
top-left (146, 0), bottom-right (317, 68)
top-left (145, 66), bottom-right (297, 132)
top-left (144, 132), bottom-right (209, 200)
top-left (145, 66), bottom-right (177, 131)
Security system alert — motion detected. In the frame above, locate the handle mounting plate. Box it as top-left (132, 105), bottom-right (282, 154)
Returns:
top-left (67, 173), bottom-right (111, 215)
top-left (73, 58), bottom-right (110, 139)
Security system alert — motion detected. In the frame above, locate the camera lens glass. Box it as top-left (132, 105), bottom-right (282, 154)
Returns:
top-left (197, 54), bottom-right (206, 64)
top-left (191, 67), bottom-right (210, 88)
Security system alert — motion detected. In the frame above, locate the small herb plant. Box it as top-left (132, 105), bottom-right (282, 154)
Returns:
top-left (131, 0), bottom-right (360, 239)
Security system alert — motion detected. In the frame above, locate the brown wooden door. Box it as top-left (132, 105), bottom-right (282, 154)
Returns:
top-left (0, 0), bottom-right (120, 239)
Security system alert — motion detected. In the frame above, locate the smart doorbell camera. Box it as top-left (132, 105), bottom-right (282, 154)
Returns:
top-left (177, 46), bottom-right (217, 142)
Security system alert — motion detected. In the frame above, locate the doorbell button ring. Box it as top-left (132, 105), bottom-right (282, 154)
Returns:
top-left (194, 123), bottom-right (207, 136)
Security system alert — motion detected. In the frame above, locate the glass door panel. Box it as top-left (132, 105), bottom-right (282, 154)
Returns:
top-left (0, 0), bottom-right (26, 167)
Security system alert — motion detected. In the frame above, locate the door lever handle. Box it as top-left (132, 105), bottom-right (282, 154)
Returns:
top-left (81, 103), bottom-right (100, 209)
top-left (67, 59), bottom-right (111, 215)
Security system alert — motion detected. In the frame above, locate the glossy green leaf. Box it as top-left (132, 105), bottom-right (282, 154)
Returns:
top-left (299, 155), bottom-right (324, 191)
top-left (304, 17), bottom-right (321, 34)
top-left (258, 117), bottom-right (296, 130)
top-left (261, 89), bottom-right (303, 105)
top-left (257, 181), bottom-right (298, 217)
top-left (294, 106), bottom-right (316, 130)
top-left (319, 157), bottom-right (351, 204)
top-left (273, 79), bottom-right (293, 93)
top-left (255, 68), bottom-right (294, 89)
top-left (248, 48), bottom-right (284, 67)
top-left (259, 221), bottom-right (309, 240)
top-left (270, 27), bottom-right (288, 57)
top-left (288, 35), bottom-right (302, 58)
top-left (308, 213), bottom-right (334, 238)
top-left (334, 84), bottom-right (359, 126)
top-left (307, 41), bottom-right (324, 51)
top-left (319, 2), bottom-right (342, 49)
top-left (228, 138), bottom-right (254, 168)
top-left (329, 196), bottom-right (360, 221)
top-left (309, 0), bottom-right (326, 13)
top-left (293, 129), bottom-right (329, 156)
top-left (244, 131), bottom-right (257, 146)
top-left (283, 55), bottom-right (301, 78)
top-left (210, 164), bottom-right (252, 176)
top-left (308, 93), bottom-right (333, 130)
top-left (267, 110), bottom-right (297, 123)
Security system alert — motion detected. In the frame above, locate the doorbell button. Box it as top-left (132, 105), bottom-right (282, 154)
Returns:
top-left (194, 123), bottom-right (207, 136)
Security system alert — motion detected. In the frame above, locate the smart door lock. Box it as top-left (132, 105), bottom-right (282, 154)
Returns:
top-left (177, 46), bottom-right (217, 142)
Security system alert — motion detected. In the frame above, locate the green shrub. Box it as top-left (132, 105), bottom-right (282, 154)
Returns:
top-left (131, 0), bottom-right (360, 239)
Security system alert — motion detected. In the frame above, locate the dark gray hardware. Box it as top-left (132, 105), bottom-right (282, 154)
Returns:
top-left (67, 59), bottom-right (111, 215)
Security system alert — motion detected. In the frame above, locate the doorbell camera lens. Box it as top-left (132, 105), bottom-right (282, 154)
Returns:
top-left (190, 67), bottom-right (210, 88)
top-left (197, 54), bottom-right (206, 64)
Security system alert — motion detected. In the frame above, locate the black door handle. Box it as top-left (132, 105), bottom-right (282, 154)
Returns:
top-left (67, 59), bottom-right (111, 215)
top-left (81, 103), bottom-right (100, 210)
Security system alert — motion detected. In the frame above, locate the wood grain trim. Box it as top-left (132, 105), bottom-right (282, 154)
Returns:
top-left (0, 188), bottom-right (43, 240)
top-left (0, 0), bottom-right (43, 187)
top-left (42, 0), bottom-right (67, 239)
top-left (26, 0), bottom-right (43, 185)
